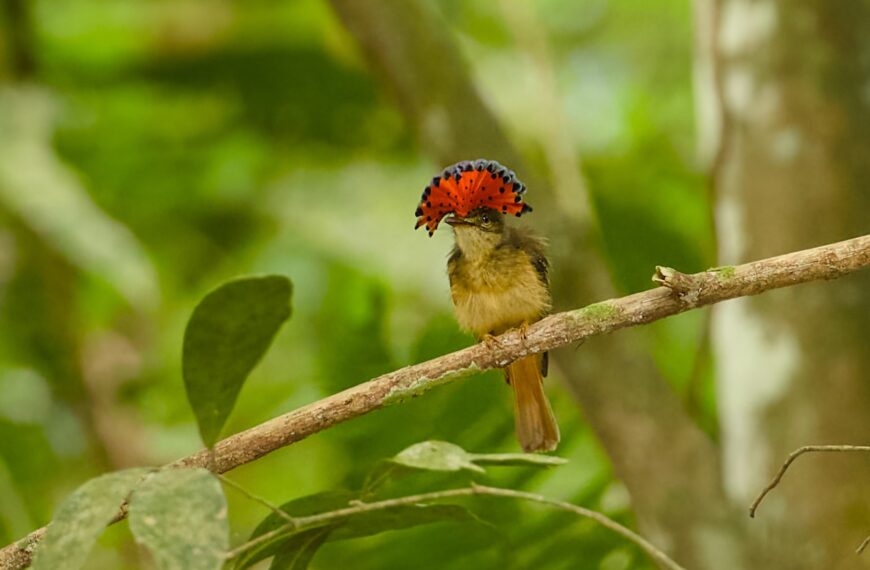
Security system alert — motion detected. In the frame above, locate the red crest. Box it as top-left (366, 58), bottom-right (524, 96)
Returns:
top-left (414, 159), bottom-right (532, 236)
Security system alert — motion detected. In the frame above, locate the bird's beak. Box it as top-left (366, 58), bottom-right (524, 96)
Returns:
top-left (445, 215), bottom-right (472, 227)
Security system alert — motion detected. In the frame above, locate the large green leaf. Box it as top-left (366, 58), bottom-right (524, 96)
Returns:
top-left (31, 468), bottom-right (150, 570)
top-left (128, 468), bottom-right (228, 570)
top-left (182, 275), bottom-right (292, 446)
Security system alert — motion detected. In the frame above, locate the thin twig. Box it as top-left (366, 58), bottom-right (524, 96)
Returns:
top-left (857, 535), bottom-right (870, 555)
top-left (215, 474), bottom-right (297, 525)
top-left (2, 234), bottom-right (870, 570)
top-left (749, 445), bottom-right (870, 518)
top-left (223, 484), bottom-right (686, 570)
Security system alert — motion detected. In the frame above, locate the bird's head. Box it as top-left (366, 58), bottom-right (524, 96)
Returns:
top-left (413, 159), bottom-right (532, 237)
top-left (445, 207), bottom-right (505, 255)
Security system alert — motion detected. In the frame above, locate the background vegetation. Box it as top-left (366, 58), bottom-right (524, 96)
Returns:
top-left (0, 1), bottom-right (866, 569)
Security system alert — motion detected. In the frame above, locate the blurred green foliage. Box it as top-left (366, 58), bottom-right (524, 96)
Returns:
top-left (0, 0), bottom-right (714, 568)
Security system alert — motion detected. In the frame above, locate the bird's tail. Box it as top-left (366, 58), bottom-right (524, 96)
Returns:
top-left (505, 355), bottom-right (560, 453)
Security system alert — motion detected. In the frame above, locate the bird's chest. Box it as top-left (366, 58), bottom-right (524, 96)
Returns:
top-left (448, 252), bottom-right (548, 338)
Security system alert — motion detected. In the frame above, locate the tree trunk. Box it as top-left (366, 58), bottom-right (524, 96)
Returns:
top-left (701, 1), bottom-right (870, 567)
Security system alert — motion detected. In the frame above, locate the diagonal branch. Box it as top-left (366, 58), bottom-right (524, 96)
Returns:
top-left (1, 233), bottom-right (869, 569)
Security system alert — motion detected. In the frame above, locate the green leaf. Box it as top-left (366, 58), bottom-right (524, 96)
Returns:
top-left (238, 490), bottom-right (479, 569)
top-left (389, 441), bottom-right (566, 475)
top-left (237, 442), bottom-right (547, 569)
top-left (182, 275), bottom-right (292, 446)
top-left (235, 491), bottom-right (355, 570)
top-left (128, 468), bottom-right (228, 570)
top-left (268, 528), bottom-right (333, 570)
top-left (390, 441), bottom-right (486, 473)
top-left (31, 468), bottom-right (150, 570)
top-left (360, 461), bottom-right (400, 495)
top-left (332, 503), bottom-right (476, 540)
top-left (468, 452), bottom-right (567, 468)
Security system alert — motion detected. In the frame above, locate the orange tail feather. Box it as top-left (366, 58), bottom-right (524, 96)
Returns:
top-left (505, 355), bottom-right (560, 452)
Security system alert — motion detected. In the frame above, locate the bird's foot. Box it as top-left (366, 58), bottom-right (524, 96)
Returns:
top-left (481, 333), bottom-right (504, 351)
top-left (517, 323), bottom-right (530, 341)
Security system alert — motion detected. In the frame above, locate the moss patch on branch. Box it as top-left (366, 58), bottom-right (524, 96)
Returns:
top-left (574, 301), bottom-right (622, 323)
top-left (383, 363), bottom-right (483, 406)
top-left (710, 265), bottom-right (736, 281)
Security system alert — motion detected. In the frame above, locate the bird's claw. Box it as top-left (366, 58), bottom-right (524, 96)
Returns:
top-left (481, 333), bottom-right (503, 351)
top-left (517, 323), bottom-right (530, 341)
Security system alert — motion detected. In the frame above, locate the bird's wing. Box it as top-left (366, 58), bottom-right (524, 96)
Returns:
top-left (529, 248), bottom-right (549, 288)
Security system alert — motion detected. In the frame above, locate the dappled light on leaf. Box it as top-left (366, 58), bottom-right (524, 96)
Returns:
top-left (31, 468), bottom-right (150, 570)
top-left (129, 468), bottom-right (228, 570)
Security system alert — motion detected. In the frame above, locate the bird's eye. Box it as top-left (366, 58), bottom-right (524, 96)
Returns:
top-left (480, 214), bottom-right (490, 224)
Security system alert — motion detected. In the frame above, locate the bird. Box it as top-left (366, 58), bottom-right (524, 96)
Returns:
top-left (414, 159), bottom-right (559, 452)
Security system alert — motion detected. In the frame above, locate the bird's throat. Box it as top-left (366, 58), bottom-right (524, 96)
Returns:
top-left (452, 226), bottom-right (503, 260)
